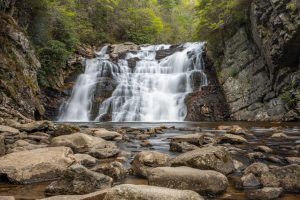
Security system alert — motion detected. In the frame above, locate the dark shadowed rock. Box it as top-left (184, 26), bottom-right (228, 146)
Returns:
top-left (0, 135), bottom-right (5, 156)
top-left (53, 124), bottom-right (81, 137)
top-left (74, 154), bottom-right (97, 168)
top-left (171, 146), bottom-right (234, 175)
top-left (148, 166), bottom-right (228, 195)
top-left (241, 173), bottom-right (260, 188)
top-left (170, 142), bottom-right (199, 153)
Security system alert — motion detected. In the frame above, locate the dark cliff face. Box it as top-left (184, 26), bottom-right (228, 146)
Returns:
top-left (0, 13), bottom-right (44, 120)
top-left (217, 0), bottom-right (300, 121)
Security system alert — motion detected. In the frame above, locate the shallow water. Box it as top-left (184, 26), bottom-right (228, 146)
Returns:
top-left (0, 121), bottom-right (299, 200)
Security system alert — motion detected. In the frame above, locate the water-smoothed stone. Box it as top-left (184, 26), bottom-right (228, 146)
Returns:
top-left (233, 160), bottom-right (246, 173)
top-left (271, 133), bottom-right (289, 139)
top-left (51, 133), bottom-right (119, 158)
top-left (131, 151), bottom-right (170, 177)
top-left (246, 187), bottom-right (283, 200)
top-left (93, 161), bottom-right (126, 181)
top-left (170, 142), bottom-right (199, 153)
top-left (40, 190), bottom-right (108, 200)
top-left (241, 173), bottom-right (260, 188)
top-left (255, 146), bottom-right (273, 153)
top-left (103, 184), bottom-right (204, 200)
top-left (218, 134), bottom-right (247, 144)
top-left (171, 146), bottom-right (234, 175)
top-left (0, 147), bottom-right (75, 184)
top-left (170, 133), bottom-right (204, 145)
top-left (261, 164), bottom-right (300, 192)
top-left (148, 166), bottom-right (228, 195)
top-left (74, 154), bottom-right (97, 168)
top-left (45, 164), bottom-right (112, 196)
top-left (247, 152), bottom-right (266, 161)
top-left (7, 140), bottom-right (47, 153)
top-left (0, 125), bottom-right (19, 134)
top-left (92, 128), bottom-right (122, 141)
top-left (244, 162), bottom-right (269, 177)
top-left (19, 121), bottom-right (54, 132)
top-left (53, 124), bottom-right (81, 137)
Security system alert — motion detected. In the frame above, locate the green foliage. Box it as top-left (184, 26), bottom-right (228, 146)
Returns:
top-left (280, 91), bottom-right (298, 109)
top-left (37, 40), bottom-right (70, 87)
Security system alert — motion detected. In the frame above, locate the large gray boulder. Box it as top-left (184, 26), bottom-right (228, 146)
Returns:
top-left (103, 184), bottom-right (204, 200)
top-left (45, 164), bottom-right (112, 196)
top-left (131, 151), bottom-right (170, 177)
top-left (0, 147), bottom-right (75, 184)
top-left (171, 146), bottom-right (234, 175)
top-left (148, 166), bottom-right (228, 195)
top-left (51, 133), bottom-right (119, 159)
top-left (261, 164), bottom-right (300, 193)
top-left (246, 187), bottom-right (283, 200)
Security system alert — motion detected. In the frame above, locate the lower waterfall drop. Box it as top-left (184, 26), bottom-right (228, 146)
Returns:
top-left (59, 42), bottom-right (207, 122)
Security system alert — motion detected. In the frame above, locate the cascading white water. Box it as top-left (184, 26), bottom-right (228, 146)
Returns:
top-left (59, 42), bottom-right (207, 122)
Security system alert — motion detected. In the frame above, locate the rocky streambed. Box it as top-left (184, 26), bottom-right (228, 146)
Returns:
top-left (0, 119), bottom-right (299, 200)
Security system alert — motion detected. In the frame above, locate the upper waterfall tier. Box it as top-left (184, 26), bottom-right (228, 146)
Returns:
top-left (59, 42), bottom-right (207, 122)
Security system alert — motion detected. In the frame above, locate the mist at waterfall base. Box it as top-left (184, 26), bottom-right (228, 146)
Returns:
top-left (59, 43), bottom-right (208, 122)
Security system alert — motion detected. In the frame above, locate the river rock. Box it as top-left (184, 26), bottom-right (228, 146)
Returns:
top-left (244, 162), bottom-right (269, 176)
top-left (241, 173), bottom-right (260, 188)
top-left (0, 125), bottom-right (19, 134)
top-left (51, 133), bottom-right (119, 158)
top-left (0, 135), bottom-right (5, 156)
top-left (110, 43), bottom-right (139, 60)
top-left (93, 161), bottom-right (126, 181)
top-left (170, 133), bottom-right (204, 145)
top-left (170, 142), bottom-right (199, 153)
top-left (247, 152), bottom-right (266, 161)
top-left (45, 164), bottom-right (112, 196)
top-left (92, 128), bottom-right (122, 141)
top-left (246, 187), bottom-right (283, 200)
top-left (7, 140), bottom-right (47, 153)
top-left (103, 184), bottom-right (204, 200)
top-left (53, 124), bottom-right (81, 137)
top-left (131, 151), bottom-right (170, 177)
top-left (148, 166), bottom-right (228, 195)
top-left (261, 164), bottom-right (300, 192)
top-left (255, 146), bottom-right (273, 153)
top-left (218, 134), bottom-right (247, 144)
top-left (0, 147), bottom-right (75, 184)
top-left (271, 133), bottom-right (289, 139)
top-left (19, 121), bottom-right (54, 132)
top-left (40, 190), bottom-right (108, 200)
top-left (233, 160), bottom-right (246, 172)
top-left (74, 154), bottom-right (97, 168)
top-left (171, 146), bottom-right (234, 175)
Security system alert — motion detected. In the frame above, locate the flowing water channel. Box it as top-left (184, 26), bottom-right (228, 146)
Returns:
top-left (59, 43), bottom-right (207, 122)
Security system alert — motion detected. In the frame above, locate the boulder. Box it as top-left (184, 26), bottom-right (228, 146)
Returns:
top-left (241, 173), bottom-right (260, 188)
top-left (40, 190), bottom-right (108, 200)
top-left (6, 140), bottom-right (47, 153)
top-left (131, 151), bottom-right (170, 177)
top-left (244, 162), bottom-right (269, 176)
top-left (271, 133), bottom-right (289, 139)
top-left (93, 161), bottom-right (126, 181)
top-left (218, 134), bottom-right (247, 144)
top-left (171, 146), bottom-right (234, 175)
top-left (169, 142), bottom-right (199, 153)
top-left (170, 133), bottom-right (204, 145)
top-left (103, 184), bottom-right (204, 200)
top-left (233, 160), bottom-right (245, 172)
top-left (286, 157), bottom-right (300, 165)
top-left (0, 125), bottom-right (19, 134)
top-left (148, 166), bottom-right (228, 195)
top-left (92, 128), bottom-right (122, 141)
top-left (0, 147), bottom-right (75, 184)
top-left (53, 124), bottom-right (81, 137)
top-left (110, 43), bottom-right (139, 60)
top-left (246, 187), bottom-right (283, 200)
top-left (255, 146), bottom-right (273, 153)
top-left (45, 164), bottom-right (112, 196)
top-left (74, 154), bottom-right (97, 168)
top-left (19, 121), bottom-right (54, 132)
top-left (261, 164), bottom-right (300, 192)
top-left (51, 133), bottom-right (119, 159)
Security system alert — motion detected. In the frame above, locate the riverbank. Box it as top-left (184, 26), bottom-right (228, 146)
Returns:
top-left (0, 119), bottom-right (299, 200)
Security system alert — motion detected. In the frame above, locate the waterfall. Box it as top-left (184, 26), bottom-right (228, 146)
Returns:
top-left (59, 42), bottom-right (207, 122)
